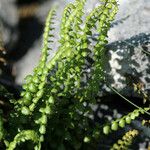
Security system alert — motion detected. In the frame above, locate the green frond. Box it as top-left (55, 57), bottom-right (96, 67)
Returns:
top-left (46, 0), bottom-right (87, 96)
top-left (46, 0), bottom-right (86, 72)
top-left (7, 130), bottom-right (39, 150)
top-left (60, 3), bottom-right (76, 38)
top-left (59, 0), bottom-right (85, 45)
top-left (103, 107), bottom-right (150, 135)
top-left (83, 0), bottom-right (118, 97)
top-left (17, 9), bottom-right (56, 114)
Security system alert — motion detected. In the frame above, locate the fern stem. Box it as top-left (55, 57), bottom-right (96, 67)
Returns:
top-left (109, 86), bottom-right (150, 116)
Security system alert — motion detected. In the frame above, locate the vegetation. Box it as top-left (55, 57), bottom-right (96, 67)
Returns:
top-left (0, 0), bottom-right (149, 150)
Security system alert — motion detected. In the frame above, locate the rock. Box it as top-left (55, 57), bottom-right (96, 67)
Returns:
top-left (109, 0), bottom-right (150, 41)
top-left (105, 33), bottom-right (150, 97)
top-left (106, 0), bottom-right (150, 96)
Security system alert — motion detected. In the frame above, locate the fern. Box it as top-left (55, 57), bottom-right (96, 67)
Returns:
top-left (110, 129), bottom-right (139, 150)
top-left (0, 0), bottom-right (149, 150)
top-left (0, 1), bottom-right (119, 149)
top-left (103, 107), bottom-right (150, 135)
top-left (7, 130), bottom-right (39, 150)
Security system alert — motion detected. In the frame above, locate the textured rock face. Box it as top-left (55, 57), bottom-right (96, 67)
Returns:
top-left (105, 33), bottom-right (150, 96)
top-left (106, 0), bottom-right (150, 95)
top-left (1, 0), bottom-right (149, 97)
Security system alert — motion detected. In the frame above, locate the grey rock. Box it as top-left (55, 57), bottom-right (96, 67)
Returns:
top-left (105, 0), bottom-right (150, 96)
top-left (105, 33), bottom-right (150, 96)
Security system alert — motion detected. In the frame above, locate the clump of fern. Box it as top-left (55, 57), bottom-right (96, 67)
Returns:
top-left (0, 0), bottom-right (119, 149)
top-left (0, 0), bottom-right (150, 150)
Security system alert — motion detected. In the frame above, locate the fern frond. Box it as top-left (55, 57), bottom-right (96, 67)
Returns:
top-left (103, 107), bottom-right (150, 135)
top-left (14, 9), bottom-right (57, 148)
top-left (45, 0), bottom-right (86, 74)
top-left (59, 0), bottom-right (85, 47)
top-left (82, 0), bottom-right (119, 97)
top-left (46, 0), bottom-right (87, 95)
top-left (17, 9), bottom-right (56, 114)
top-left (110, 129), bottom-right (139, 150)
top-left (60, 3), bottom-right (75, 41)
top-left (7, 130), bottom-right (39, 150)
top-left (56, 0), bottom-right (86, 92)
top-left (109, 86), bottom-right (150, 116)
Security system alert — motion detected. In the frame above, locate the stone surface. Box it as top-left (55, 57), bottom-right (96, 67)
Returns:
top-left (106, 0), bottom-right (150, 96)
top-left (105, 33), bottom-right (150, 96)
